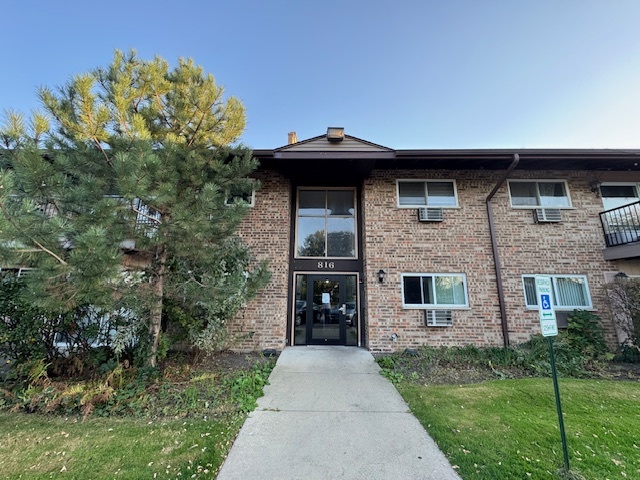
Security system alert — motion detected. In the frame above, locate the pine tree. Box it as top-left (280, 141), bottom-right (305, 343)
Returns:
top-left (0, 50), bottom-right (269, 367)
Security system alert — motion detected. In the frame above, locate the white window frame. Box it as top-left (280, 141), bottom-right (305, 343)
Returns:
top-left (0, 267), bottom-right (32, 278)
top-left (224, 188), bottom-right (255, 207)
top-left (508, 180), bottom-right (572, 209)
top-left (522, 274), bottom-right (593, 310)
top-left (600, 182), bottom-right (640, 211)
top-left (396, 179), bottom-right (459, 208)
top-left (401, 273), bottom-right (469, 309)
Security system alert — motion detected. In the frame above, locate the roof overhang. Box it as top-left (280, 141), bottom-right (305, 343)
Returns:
top-left (392, 148), bottom-right (640, 171)
top-left (253, 147), bottom-right (640, 176)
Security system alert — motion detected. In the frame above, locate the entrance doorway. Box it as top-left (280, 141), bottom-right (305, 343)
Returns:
top-left (293, 274), bottom-right (358, 346)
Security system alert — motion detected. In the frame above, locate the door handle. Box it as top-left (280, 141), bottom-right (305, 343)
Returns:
top-left (338, 304), bottom-right (346, 315)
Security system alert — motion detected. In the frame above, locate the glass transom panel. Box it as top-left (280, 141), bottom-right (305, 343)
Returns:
top-left (296, 189), bottom-right (356, 258)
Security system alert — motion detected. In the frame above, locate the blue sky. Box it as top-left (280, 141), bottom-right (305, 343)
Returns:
top-left (2, 1), bottom-right (640, 149)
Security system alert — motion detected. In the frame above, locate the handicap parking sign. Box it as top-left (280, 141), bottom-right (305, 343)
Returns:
top-left (535, 276), bottom-right (558, 337)
top-left (541, 294), bottom-right (551, 310)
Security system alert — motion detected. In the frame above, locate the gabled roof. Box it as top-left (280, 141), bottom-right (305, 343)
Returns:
top-left (253, 130), bottom-right (640, 173)
top-left (275, 134), bottom-right (393, 153)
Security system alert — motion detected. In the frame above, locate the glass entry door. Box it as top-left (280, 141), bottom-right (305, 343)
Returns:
top-left (294, 274), bottom-right (358, 346)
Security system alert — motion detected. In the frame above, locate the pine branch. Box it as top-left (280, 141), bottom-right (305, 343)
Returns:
top-left (0, 201), bottom-right (68, 266)
top-left (29, 238), bottom-right (68, 265)
top-left (130, 200), bottom-right (162, 224)
top-left (92, 137), bottom-right (113, 167)
top-left (186, 104), bottom-right (210, 148)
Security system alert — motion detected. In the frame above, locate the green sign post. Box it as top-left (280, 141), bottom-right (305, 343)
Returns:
top-left (535, 276), bottom-right (570, 474)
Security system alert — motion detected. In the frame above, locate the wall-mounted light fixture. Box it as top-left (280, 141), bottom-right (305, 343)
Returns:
top-left (377, 269), bottom-right (386, 283)
top-left (615, 272), bottom-right (629, 281)
top-left (589, 180), bottom-right (601, 197)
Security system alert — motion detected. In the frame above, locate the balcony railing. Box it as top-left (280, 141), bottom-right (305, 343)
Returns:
top-left (600, 201), bottom-right (640, 247)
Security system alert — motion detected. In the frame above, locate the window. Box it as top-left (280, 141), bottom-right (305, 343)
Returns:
top-left (296, 189), bottom-right (356, 258)
top-left (132, 198), bottom-right (161, 229)
top-left (0, 267), bottom-right (32, 278)
top-left (397, 180), bottom-right (458, 208)
top-left (103, 195), bottom-right (161, 231)
top-left (402, 273), bottom-right (468, 308)
top-left (522, 275), bottom-right (592, 309)
top-left (600, 183), bottom-right (640, 211)
top-left (508, 181), bottom-right (570, 208)
top-left (225, 186), bottom-right (255, 207)
top-left (53, 306), bottom-right (136, 353)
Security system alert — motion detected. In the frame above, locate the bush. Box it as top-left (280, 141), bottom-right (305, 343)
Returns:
top-left (0, 273), bottom-right (60, 366)
top-left (518, 334), bottom-right (590, 377)
top-left (0, 272), bottom-right (138, 379)
top-left (375, 330), bottom-right (611, 382)
top-left (616, 344), bottom-right (640, 363)
top-left (566, 310), bottom-right (609, 359)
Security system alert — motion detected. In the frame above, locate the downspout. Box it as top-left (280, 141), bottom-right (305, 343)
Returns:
top-left (486, 153), bottom-right (520, 347)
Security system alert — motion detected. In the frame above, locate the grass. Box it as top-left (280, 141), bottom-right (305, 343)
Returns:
top-left (399, 378), bottom-right (640, 479)
top-left (0, 354), bottom-right (275, 479)
top-left (0, 411), bottom-right (243, 479)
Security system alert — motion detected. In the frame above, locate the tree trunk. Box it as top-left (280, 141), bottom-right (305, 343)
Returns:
top-left (148, 244), bottom-right (167, 367)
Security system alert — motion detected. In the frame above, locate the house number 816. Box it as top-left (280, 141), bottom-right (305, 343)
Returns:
top-left (318, 261), bottom-right (335, 269)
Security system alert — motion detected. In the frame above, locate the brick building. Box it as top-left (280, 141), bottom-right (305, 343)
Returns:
top-left (228, 128), bottom-right (640, 352)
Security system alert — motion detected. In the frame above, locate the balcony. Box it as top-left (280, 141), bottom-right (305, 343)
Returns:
top-left (600, 201), bottom-right (640, 260)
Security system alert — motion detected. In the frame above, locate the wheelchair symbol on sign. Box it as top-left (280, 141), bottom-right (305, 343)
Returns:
top-left (541, 294), bottom-right (551, 310)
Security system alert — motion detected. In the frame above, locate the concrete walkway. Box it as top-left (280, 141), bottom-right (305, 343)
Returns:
top-left (216, 346), bottom-right (461, 480)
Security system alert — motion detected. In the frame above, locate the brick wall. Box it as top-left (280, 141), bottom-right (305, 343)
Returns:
top-left (227, 168), bottom-right (291, 351)
top-left (363, 169), bottom-right (624, 352)
top-left (227, 166), bottom-right (635, 353)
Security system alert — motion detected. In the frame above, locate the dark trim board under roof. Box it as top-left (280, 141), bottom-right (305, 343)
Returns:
top-left (393, 148), bottom-right (640, 171)
top-left (253, 147), bottom-right (640, 173)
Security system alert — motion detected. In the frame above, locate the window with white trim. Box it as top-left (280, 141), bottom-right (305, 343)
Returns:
top-left (402, 273), bottom-right (469, 308)
top-left (508, 180), bottom-right (571, 208)
top-left (600, 183), bottom-right (640, 211)
top-left (522, 275), bottom-right (592, 310)
top-left (0, 267), bottom-right (32, 278)
top-left (225, 186), bottom-right (255, 207)
top-left (397, 180), bottom-right (458, 208)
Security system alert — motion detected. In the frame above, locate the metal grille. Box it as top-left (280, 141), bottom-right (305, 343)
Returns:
top-left (533, 208), bottom-right (562, 223)
top-left (418, 208), bottom-right (444, 222)
top-left (424, 310), bottom-right (453, 326)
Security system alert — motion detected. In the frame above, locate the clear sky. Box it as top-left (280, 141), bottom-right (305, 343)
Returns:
top-left (2, 0), bottom-right (640, 150)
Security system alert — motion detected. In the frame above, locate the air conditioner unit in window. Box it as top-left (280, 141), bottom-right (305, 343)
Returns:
top-left (418, 208), bottom-right (444, 222)
top-left (424, 310), bottom-right (453, 327)
top-left (533, 208), bottom-right (562, 223)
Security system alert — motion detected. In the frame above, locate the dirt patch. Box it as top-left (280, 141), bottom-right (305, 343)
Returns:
top-left (375, 352), bottom-right (640, 386)
top-left (391, 362), bottom-right (536, 385)
top-left (414, 365), bottom-right (530, 385)
top-left (191, 351), bottom-right (277, 375)
top-left (417, 364), bottom-right (639, 384)
top-left (602, 362), bottom-right (640, 381)
top-left (175, 350), bottom-right (640, 386)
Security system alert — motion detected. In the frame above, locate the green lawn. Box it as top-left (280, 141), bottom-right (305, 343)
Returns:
top-left (399, 378), bottom-right (640, 480)
top-left (0, 354), bottom-right (274, 479)
top-left (0, 412), bottom-right (243, 479)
